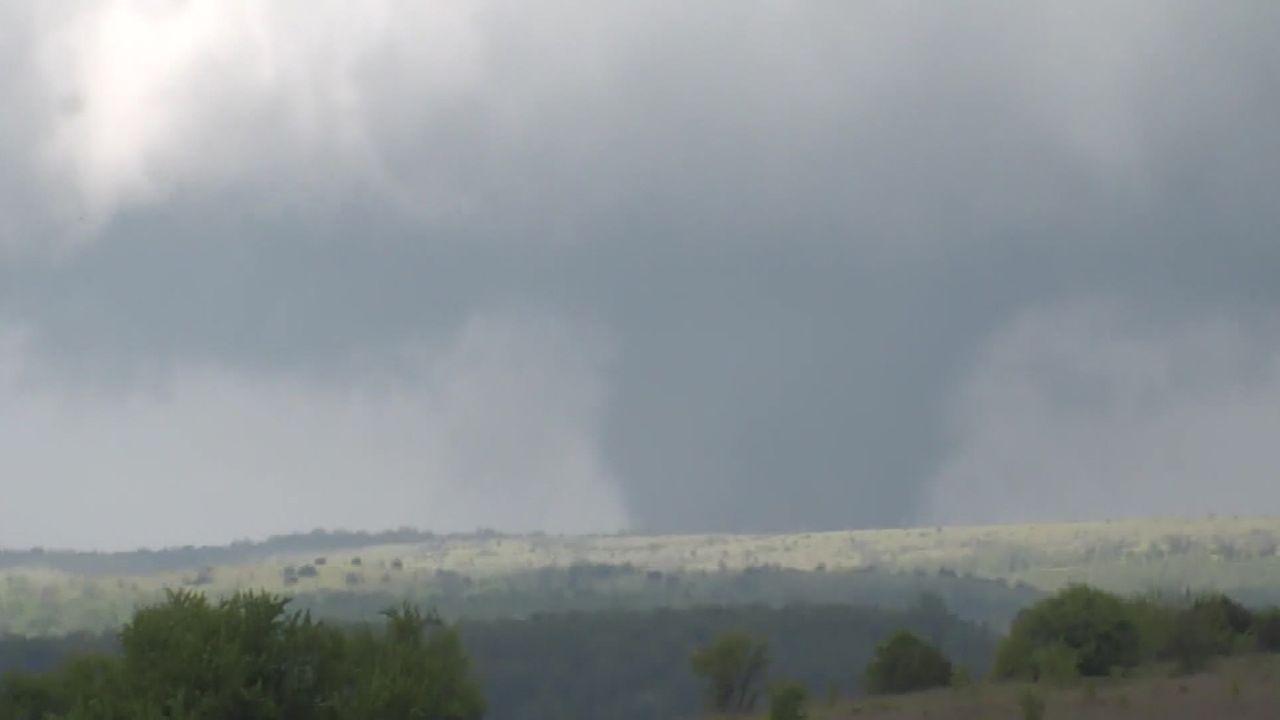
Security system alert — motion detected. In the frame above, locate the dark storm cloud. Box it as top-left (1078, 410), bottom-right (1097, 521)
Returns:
top-left (1, 1), bottom-right (1279, 547)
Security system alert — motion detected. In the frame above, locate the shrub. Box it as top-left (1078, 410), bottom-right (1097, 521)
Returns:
top-left (690, 631), bottom-right (770, 713)
top-left (1190, 593), bottom-right (1253, 636)
top-left (1166, 610), bottom-right (1226, 674)
top-left (1018, 690), bottom-right (1046, 720)
top-left (1165, 593), bottom-right (1254, 673)
top-left (864, 630), bottom-right (952, 694)
top-left (104, 591), bottom-right (484, 719)
top-left (1127, 595), bottom-right (1177, 662)
top-left (768, 680), bottom-right (808, 720)
top-left (1253, 608), bottom-right (1280, 652)
top-left (1030, 641), bottom-right (1080, 684)
top-left (995, 585), bottom-right (1140, 679)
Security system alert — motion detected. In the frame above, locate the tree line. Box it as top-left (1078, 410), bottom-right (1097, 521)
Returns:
top-left (1, 594), bottom-right (996, 720)
top-left (3, 583), bottom-right (1280, 719)
top-left (689, 584), bottom-right (1280, 719)
top-left (0, 562), bottom-right (1038, 636)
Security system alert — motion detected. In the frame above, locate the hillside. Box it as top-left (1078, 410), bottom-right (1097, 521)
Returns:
top-left (2, 514), bottom-right (1279, 635)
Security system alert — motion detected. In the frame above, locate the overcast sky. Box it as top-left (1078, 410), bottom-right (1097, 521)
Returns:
top-left (2, 1), bottom-right (1279, 550)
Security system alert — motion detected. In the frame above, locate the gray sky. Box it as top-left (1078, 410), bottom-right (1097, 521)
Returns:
top-left (2, 1), bottom-right (1279, 549)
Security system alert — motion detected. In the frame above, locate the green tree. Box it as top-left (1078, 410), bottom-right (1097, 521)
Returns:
top-left (50, 654), bottom-right (130, 719)
top-left (117, 589), bottom-right (350, 719)
top-left (1164, 594), bottom-right (1253, 674)
top-left (690, 631), bottom-right (769, 714)
top-left (345, 603), bottom-right (485, 720)
top-left (8, 590), bottom-right (488, 720)
top-left (864, 630), bottom-right (952, 694)
top-left (994, 585), bottom-right (1141, 679)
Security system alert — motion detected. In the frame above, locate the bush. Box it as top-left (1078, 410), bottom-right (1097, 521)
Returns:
top-left (1019, 690), bottom-right (1046, 720)
top-left (864, 630), bottom-right (952, 694)
top-left (995, 585), bottom-right (1140, 679)
top-left (690, 631), bottom-right (769, 713)
top-left (1159, 593), bottom-right (1256, 673)
top-left (1253, 608), bottom-right (1280, 652)
top-left (1, 591), bottom-right (486, 720)
top-left (768, 680), bottom-right (808, 720)
top-left (949, 664), bottom-right (971, 689)
top-left (1190, 593), bottom-right (1253, 636)
top-left (1030, 641), bottom-right (1080, 684)
top-left (1127, 595), bottom-right (1177, 662)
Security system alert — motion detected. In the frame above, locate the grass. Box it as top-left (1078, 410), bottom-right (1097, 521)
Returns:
top-left (2, 514), bottom-right (1280, 634)
top-left (798, 654), bottom-right (1280, 719)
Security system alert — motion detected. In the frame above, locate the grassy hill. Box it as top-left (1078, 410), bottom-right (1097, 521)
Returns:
top-left (2, 514), bottom-right (1279, 635)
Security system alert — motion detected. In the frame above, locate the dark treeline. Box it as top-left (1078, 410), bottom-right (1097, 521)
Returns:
top-left (0, 528), bottom-right (450, 576)
top-left (5, 584), bottom-right (1280, 720)
top-left (0, 596), bottom-right (995, 720)
top-left (290, 564), bottom-right (1040, 628)
top-left (0, 634), bottom-right (117, 677)
top-left (461, 599), bottom-right (995, 720)
top-left (684, 586), bottom-right (1280, 719)
top-left (0, 563), bottom-right (1039, 637)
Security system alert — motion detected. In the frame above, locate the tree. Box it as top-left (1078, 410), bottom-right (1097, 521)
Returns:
top-left (117, 589), bottom-right (350, 719)
top-left (1253, 607), bottom-right (1280, 652)
top-left (690, 631), bottom-right (769, 714)
top-left (16, 590), bottom-right (489, 720)
top-left (1165, 594), bottom-right (1254, 673)
top-left (994, 585), bottom-right (1141, 679)
top-left (864, 630), bottom-right (952, 694)
top-left (345, 604), bottom-right (485, 720)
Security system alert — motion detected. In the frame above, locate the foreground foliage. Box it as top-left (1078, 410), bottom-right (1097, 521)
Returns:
top-left (1, 600), bottom-right (998, 720)
top-left (767, 681), bottom-right (808, 720)
top-left (691, 631), bottom-right (770, 713)
top-left (995, 584), bottom-right (1278, 681)
top-left (769, 653), bottom-right (1280, 720)
top-left (863, 630), bottom-right (953, 694)
top-left (4, 580), bottom-right (1280, 720)
top-left (0, 590), bottom-right (483, 720)
top-left (995, 584), bottom-right (1142, 679)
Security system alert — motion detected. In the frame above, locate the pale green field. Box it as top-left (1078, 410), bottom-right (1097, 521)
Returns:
top-left (3, 514), bottom-right (1279, 634)
top-left (206, 513), bottom-right (1280, 593)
